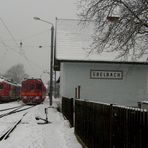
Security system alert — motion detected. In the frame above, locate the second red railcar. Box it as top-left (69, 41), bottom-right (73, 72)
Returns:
top-left (0, 77), bottom-right (21, 102)
top-left (21, 78), bottom-right (46, 104)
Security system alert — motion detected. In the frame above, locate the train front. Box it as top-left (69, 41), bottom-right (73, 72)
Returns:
top-left (21, 79), bottom-right (46, 104)
top-left (0, 81), bottom-right (9, 102)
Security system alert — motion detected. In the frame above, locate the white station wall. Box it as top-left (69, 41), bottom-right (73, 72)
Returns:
top-left (60, 62), bottom-right (148, 106)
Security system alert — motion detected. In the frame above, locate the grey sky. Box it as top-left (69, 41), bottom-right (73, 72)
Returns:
top-left (0, 0), bottom-right (78, 83)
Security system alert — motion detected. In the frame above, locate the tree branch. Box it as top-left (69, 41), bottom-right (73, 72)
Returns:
top-left (117, 0), bottom-right (148, 28)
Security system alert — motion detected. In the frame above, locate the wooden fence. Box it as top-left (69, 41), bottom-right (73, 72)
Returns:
top-left (75, 100), bottom-right (111, 148)
top-left (62, 97), bottom-right (148, 148)
top-left (62, 97), bottom-right (74, 126)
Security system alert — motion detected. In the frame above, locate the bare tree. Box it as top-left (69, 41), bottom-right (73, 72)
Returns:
top-left (4, 64), bottom-right (29, 83)
top-left (78, 0), bottom-right (148, 60)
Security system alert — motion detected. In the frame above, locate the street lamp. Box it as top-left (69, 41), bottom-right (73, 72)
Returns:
top-left (33, 17), bottom-right (54, 106)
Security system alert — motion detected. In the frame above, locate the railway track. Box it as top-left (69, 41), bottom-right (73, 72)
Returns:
top-left (0, 105), bottom-right (25, 112)
top-left (0, 112), bottom-right (28, 141)
top-left (0, 105), bottom-right (36, 118)
top-left (0, 105), bottom-right (38, 141)
top-left (0, 104), bottom-right (50, 142)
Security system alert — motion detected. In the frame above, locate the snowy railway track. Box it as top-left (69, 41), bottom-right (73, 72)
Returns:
top-left (0, 105), bottom-right (25, 112)
top-left (0, 105), bottom-right (37, 141)
top-left (0, 112), bottom-right (27, 141)
top-left (0, 105), bottom-right (36, 118)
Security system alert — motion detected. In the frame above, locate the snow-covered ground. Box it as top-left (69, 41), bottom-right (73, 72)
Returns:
top-left (0, 98), bottom-right (82, 148)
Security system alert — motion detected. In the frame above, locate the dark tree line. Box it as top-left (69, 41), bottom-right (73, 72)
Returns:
top-left (78, 0), bottom-right (148, 60)
top-left (4, 63), bottom-right (29, 83)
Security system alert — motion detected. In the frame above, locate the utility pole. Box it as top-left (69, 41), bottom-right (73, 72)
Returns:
top-left (33, 17), bottom-right (54, 106)
top-left (49, 25), bottom-right (54, 106)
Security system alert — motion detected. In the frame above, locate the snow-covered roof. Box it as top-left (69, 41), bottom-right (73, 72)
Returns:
top-left (55, 19), bottom-right (148, 64)
top-left (0, 77), bottom-right (20, 86)
top-left (138, 101), bottom-right (148, 104)
top-left (56, 19), bottom-right (118, 61)
top-left (0, 78), bottom-right (4, 82)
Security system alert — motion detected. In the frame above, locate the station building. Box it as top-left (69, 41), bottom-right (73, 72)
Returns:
top-left (54, 19), bottom-right (148, 106)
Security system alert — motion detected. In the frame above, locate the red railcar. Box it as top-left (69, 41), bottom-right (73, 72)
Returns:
top-left (21, 78), bottom-right (46, 104)
top-left (0, 78), bottom-right (21, 102)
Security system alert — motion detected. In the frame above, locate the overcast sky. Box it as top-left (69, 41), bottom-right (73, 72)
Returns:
top-left (0, 0), bottom-right (78, 83)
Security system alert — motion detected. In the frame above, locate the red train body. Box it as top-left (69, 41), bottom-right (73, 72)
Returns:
top-left (21, 78), bottom-right (46, 104)
top-left (0, 78), bottom-right (21, 102)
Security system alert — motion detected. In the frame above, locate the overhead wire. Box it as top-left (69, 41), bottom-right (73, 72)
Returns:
top-left (0, 17), bottom-right (45, 73)
top-left (0, 18), bottom-right (19, 49)
top-left (0, 17), bottom-right (28, 59)
top-left (0, 44), bottom-right (50, 48)
top-left (20, 29), bottom-right (49, 41)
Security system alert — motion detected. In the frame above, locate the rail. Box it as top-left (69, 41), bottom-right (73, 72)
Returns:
top-left (0, 112), bottom-right (27, 141)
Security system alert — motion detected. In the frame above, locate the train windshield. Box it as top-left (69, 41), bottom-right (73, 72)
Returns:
top-left (0, 84), bottom-right (3, 89)
top-left (22, 83), bottom-right (35, 90)
top-left (36, 84), bottom-right (42, 89)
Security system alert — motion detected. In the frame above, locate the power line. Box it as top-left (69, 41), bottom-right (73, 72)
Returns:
top-left (0, 18), bottom-right (32, 62)
top-left (0, 18), bottom-right (49, 76)
top-left (0, 44), bottom-right (50, 48)
top-left (0, 36), bottom-right (42, 74)
top-left (0, 18), bottom-right (19, 49)
top-left (20, 29), bottom-right (49, 41)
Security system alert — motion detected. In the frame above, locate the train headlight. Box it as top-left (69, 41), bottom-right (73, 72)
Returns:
top-left (35, 96), bottom-right (40, 100)
top-left (23, 96), bottom-right (27, 100)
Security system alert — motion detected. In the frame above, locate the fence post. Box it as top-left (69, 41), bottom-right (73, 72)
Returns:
top-left (75, 85), bottom-right (81, 99)
top-left (78, 85), bottom-right (81, 99)
top-left (75, 87), bottom-right (77, 99)
top-left (109, 104), bottom-right (113, 148)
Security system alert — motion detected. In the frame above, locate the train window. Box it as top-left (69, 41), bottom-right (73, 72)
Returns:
top-left (0, 84), bottom-right (3, 89)
top-left (36, 84), bottom-right (42, 89)
top-left (29, 84), bottom-right (34, 90)
top-left (22, 83), bottom-right (34, 90)
top-left (22, 83), bottom-right (27, 89)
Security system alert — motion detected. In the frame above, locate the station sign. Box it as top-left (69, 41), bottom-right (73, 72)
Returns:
top-left (90, 70), bottom-right (123, 80)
